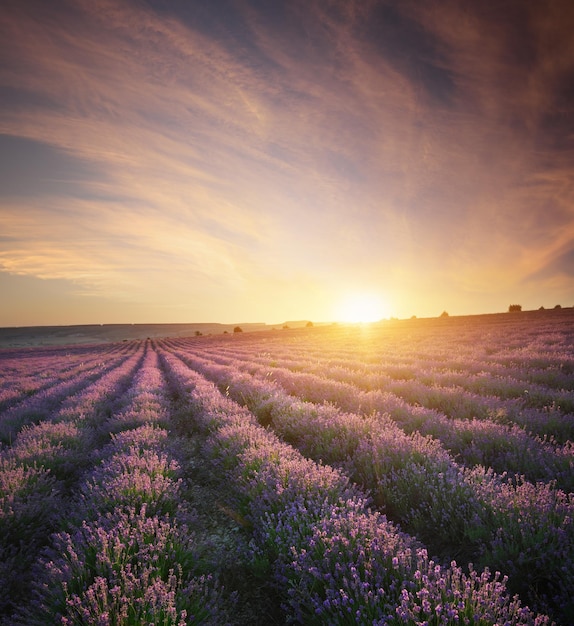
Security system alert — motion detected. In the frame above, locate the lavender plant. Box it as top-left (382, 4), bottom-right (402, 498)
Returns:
top-left (17, 507), bottom-right (229, 625)
top-left (0, 459), bottom-right (63, 615)
top-left (159, 350), bottom-right (550, 624)
top-left (1, 313), bottom-right (571, 624)
top-left (165, 341), bottom-right (570, 622)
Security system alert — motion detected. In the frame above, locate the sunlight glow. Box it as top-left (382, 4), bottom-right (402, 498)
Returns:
top-left (335, 292), bottom-right (389, 323)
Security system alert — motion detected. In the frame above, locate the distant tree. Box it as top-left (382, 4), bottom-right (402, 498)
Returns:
top-left (440, 311), bottom-right (449, 318)
top-left (554, 304), bottom-right (562, 309)
top-left (306, 321), bottom-right (313, 327)
top-left (508, 304), bottom-right (522, 312)
top-left (283, 325), bottom-right (289, 329)
top-left (195, 330), bottom-right (202, 336)
top-left (223, 331), bottom-right (228, 334)
top-left (233, 326), bottom-right (243, 333)
top-left (538, 306), bottom-right (545, 311)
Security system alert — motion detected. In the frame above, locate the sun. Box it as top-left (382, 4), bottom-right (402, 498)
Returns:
top-left (335, 292), bottom-right (389, 323)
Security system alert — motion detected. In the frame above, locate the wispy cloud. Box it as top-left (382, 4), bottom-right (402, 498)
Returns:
top-left (0, 0), bottom-right (573, 323)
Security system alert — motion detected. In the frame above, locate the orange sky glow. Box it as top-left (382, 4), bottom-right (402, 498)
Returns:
top-left (1, 0), bottom-right (573, 327)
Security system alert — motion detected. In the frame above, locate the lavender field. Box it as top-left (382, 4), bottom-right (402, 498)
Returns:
top-left (1, 310), bottom-right (573, 625)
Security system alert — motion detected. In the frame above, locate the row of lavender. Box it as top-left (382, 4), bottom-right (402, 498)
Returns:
top-left (0, 342), bottom-right (138, 445)
top-left (1, 318), bottom-right (569, 623)
top-left (0, 344), bottom-right (230, 624)
top-left (175, 316), bottom-right (573, 472)
top-left (189, 323), bottom-right (574, 440)
top-left (158, 347), bottom-right (551, 624)
top-left (0, 343), bottom-right (126, 413)
top-left (156, 318), bottom-right (574, 623)
top-left (1, 341), bottom-right (142, 617)
top-left (197, 343), bottom-right (574, 440)
top-left (175, 344), bottom-right (574, 488)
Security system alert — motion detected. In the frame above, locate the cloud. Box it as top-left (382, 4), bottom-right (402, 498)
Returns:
top-left (0, 0), bottom-right (573, 321)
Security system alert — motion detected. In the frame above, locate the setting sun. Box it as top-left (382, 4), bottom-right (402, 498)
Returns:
top-left (335, 292), bottom-right (389, 323)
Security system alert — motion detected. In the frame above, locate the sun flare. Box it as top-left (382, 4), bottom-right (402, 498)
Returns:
top-left (335, 292), bottom-right (389, 323)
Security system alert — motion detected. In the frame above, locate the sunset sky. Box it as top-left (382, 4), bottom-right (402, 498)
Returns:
top-left (1, 0), bottom-right (573, 327)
